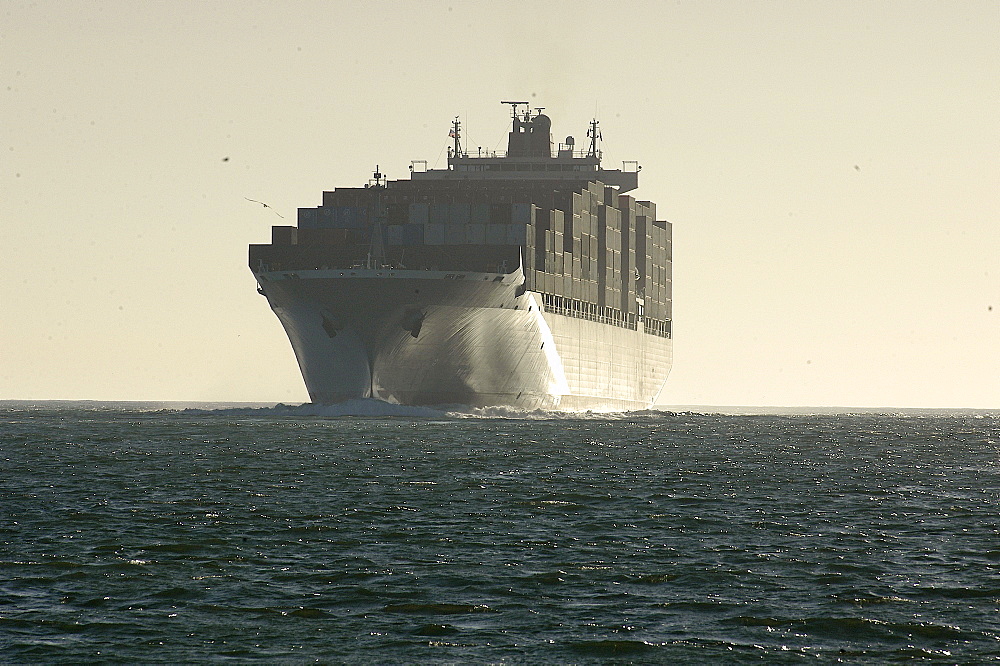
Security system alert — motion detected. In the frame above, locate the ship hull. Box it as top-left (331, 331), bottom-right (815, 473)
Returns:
top-left (254, 268), bottom-right (672, 410)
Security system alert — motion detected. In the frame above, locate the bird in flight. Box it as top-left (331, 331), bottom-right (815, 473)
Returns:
top-left (245, 197), bottom-right (284, 218)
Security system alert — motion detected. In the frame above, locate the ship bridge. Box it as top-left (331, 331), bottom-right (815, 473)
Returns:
top-left (409, 103), bottom-right (639, 193)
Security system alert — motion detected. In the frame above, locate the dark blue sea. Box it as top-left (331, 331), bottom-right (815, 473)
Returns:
top-left (1, 401), bottom-right (998, 663)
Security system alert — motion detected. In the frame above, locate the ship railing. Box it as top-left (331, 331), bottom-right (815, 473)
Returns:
top-left (642, 317), bottom-right (672, 338)
top-left (451, 149), bottom-right (600, 160)
top-left (539, 293), bottom-right (639, 331)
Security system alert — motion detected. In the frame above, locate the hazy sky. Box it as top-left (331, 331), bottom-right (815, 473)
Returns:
top-left (3, 1), bottom-right (998, 408)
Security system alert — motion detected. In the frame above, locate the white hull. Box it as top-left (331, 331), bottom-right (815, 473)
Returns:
top-left (254, 268), bottom-right (672, 410)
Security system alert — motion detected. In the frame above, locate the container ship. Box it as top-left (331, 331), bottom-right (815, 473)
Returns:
top-left (249, 102), bottom-right (672, 410)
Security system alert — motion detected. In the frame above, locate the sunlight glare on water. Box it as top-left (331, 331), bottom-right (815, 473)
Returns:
top-left (1, 401), bottom-right (998, 662)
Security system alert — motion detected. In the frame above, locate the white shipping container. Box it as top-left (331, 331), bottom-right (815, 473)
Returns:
top-left (552, 209), bottom-right (565, 236)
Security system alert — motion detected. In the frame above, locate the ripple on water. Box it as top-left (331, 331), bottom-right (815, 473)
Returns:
top-left (1, 407), bottom-right (998, 662)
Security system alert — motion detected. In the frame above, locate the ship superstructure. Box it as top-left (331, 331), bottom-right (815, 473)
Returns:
top-left (250, 103), bottom-right (672, 410)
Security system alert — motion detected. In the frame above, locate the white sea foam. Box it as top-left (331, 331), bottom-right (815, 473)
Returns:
top-left (271, 399), bottom-right (447, 418)
top-left (443, 404), bottom-right (645, 420)
top-left (190, 399), bottom-right (448, 419)
top-left (186, 399), bottom-right (681, 420)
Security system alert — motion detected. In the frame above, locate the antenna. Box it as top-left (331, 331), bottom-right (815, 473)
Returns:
top-left (587, 118), bottom-right (602, 159)
top-left (501, 100), bottom-right (529, 118)
top-left (449, 117), bottom-right (462, 157)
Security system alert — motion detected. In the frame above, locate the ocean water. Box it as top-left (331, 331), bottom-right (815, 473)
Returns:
top-left (1, 401), bottom-right (998, 663)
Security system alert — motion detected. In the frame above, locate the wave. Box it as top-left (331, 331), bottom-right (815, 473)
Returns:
top-left (176, 398), bottom-right (687, 420)
top-left (179, 399), bottom-right (447, 419)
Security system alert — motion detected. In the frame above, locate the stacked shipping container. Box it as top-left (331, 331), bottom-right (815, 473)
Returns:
top-left (256, 178), bottom-right (671, 336)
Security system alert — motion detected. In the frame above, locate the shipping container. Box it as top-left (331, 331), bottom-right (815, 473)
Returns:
top-left (424, 223), bottom-right (446, 245)
top-left (467, 224), bottom-right (486, 245)
top-left (551, 210), bottom-right (565, 236)
top-left (490, 203), bottom-right (511, 225)
top-left (385, 203), bottom-right (406, 225)
top-left (298, 228), bottom-right (360, 246)
top-left (429, 203), bottom-right (449, 224)
top-left (343, 206), bottom-right (368, 229)
top-left (598, 204), bottom-right (621, 233)
top-left (451, 203), bottom-right (471, 224)
top-left (637, 200), bottom-right (656, 220)
top-left (271, 226), bottom-right (297, 245)
top-left (471, 203), bottom-right (491, 224)
top-left (618, 194), bottom-right (636, 216)
top-left (445, 224), bottom-right (465, 245)
top-left (507, 223), bottom-right (527, 245)
top-left (604, 185), bottom-right (616, 206)
top-left (387, 225), bottom-right (403, 245)
top-left (511, 203), bottom-right (533, 224)
top-left (401, 223), bottom-right (424, 245)
top-left (297, 208), bottom-right (320, 229)
top-left (563, 214), bottom-right (575, 251)
top-left (408, 202), bottom-right (429, 225)
top-left (310, 206), bottom-right (368, 229)
top-left (486, 224), bottom-right (506, 244)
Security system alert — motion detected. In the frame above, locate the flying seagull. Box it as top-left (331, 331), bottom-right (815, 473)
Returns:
top-left (245, 197), bottom-right (284, 218)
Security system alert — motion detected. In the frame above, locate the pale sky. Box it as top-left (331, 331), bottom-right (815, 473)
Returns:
top-left (2, 1), bottom-right (998, 408)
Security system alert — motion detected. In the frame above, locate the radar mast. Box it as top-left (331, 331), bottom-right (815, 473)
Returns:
top-left (501, 100), bottom-right (530, 119)
top-left (449, 117), bottom-right (463, 158)
top-left (587, 118), bottom-right (602, 160)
